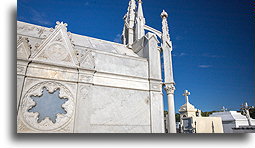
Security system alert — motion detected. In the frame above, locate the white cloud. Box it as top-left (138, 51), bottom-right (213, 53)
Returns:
top-left (201, 53), bottom-right (225, 58)
top-left (172, 52), bottom-right (187, 57)
top-left (175, 35), bottom-right (183, 41)
top-left (198, 65), bottom-right (212, 68)
top-left (84, 2), bottom-right (89, 6)
top-left (113, 34), bottom-right (122, 43)
top-left (179, 52), bottom-right (187, 56)
top-left (30, 8), bottom-right (51, 25)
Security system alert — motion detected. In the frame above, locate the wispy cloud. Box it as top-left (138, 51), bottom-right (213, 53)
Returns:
top-left (201, 53), bottom-right (225, 58)
top-left (175, 35), bottom-right (183, 41)
top-left (173, 52), bottom-right (187, 57)
top-left (30, 8), bottom-right (51, 25)
top-left (198, 65), bottom-right (212, 68)
top-left (173, 52), bottom-right (224, 59)
top-left (113, 34), bottom-right (122, 43)
top-left (84, 2), bottom-right (89, 6)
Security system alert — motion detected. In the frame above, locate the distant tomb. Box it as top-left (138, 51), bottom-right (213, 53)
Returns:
top-left (178, 90), bottom-right (223, 133)
top-left (210, 111), bottom-right (255, 133)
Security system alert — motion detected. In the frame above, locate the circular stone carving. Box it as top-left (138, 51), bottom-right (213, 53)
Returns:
top-left (21, 81), bottom-right (74, 131)
top-left (47, 43), bottom-right (68, 61)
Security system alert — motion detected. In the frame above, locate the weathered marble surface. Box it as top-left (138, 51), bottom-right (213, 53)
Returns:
top-left (16, 0), bottom-right (174, 133)
top-left (17, 75), bottom-right (25, 110)
top-left (89, 125), bottom-right (150, 133)
top-left (17, 21), bottom-right (138, 57)
top-left (17, 21), bottom-right (159, 133)
top-left (75, 85), bottom-right (150, 133)
top-left (150, 91), bottom-right (164, 133)
top-left (94, 51), bottom-right (148, 78)
top-left (143, 32), bottom-right (165, 133)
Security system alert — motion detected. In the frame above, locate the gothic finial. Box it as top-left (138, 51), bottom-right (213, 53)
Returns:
top-left (137, 0), bottom-right (144, 18)
top-left (55, 21), bottom-right (68, 30)
top-left (161, 10), bottom-right (168, 18)
top-left (55, 21), bottom-right (68, 27)
top-left (161, 10), bottom-right (171, 43)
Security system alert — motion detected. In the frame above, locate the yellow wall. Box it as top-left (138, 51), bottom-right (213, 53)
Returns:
top-left (193, 117), bottom-right (223, 133)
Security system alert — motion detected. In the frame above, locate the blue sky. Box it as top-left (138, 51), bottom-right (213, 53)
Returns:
top-left (17, 0), bottom-right (254, 112)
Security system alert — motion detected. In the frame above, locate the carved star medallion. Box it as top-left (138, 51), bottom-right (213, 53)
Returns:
top-left (28, 87), bottom-right (68, 123)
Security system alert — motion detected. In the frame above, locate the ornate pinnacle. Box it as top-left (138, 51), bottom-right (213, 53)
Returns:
top-left (55, 21), bottom-right (68, 30)
top-left (161, 10), bottom-right (168, 18)
top-left (56, 21), bottom-right (68, 27)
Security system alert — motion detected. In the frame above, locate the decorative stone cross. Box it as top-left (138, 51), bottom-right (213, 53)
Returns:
top-left (221, 106), bottom-right (227, 112)
top-left (241, 102), bottom-right (254, 126)
top-left (183, 90), bottom-right (191, 103)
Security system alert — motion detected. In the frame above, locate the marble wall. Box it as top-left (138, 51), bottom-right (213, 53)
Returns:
top-left (75, 85), bottom-right (150, 133)
top-left (17, 21), bottom-right (162, 133)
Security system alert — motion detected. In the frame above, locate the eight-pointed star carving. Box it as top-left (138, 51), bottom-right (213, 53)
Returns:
top-left (28, 87), bottom-right (68, 123)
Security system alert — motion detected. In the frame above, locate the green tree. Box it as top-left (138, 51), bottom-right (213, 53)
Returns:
top-left (163, 111), bottom-right (180, 122)
top-left (249, 108), bottom-right (255, 119)
top-left (201, 111), bottom-right (220, 117)
top-left (175, 113), bottom-right (180, 122)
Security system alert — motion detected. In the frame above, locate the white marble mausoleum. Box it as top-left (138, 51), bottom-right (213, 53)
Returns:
top-left (17, 0), bottom-right (176, 133)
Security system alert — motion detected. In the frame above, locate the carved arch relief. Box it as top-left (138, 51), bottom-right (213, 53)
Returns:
top-left (76, 48), bottom-right (95, 70)
top-left (31, 22), bottom-right (79, 67)
top-left (17, 37), bottom-right (31, 60)
top-left (19, 81), bottom-right (75, 131)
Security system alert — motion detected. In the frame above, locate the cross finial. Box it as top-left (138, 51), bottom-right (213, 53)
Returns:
top-left (182, 90), bottom-right (191, 103)
top-left (241, 102), bottom-right (254, 126)
top-left (55, 21), bottom-right (68, 30)
top-left (244, 102), bottom-right (248, 108)
top-left (221, 106), bottom-right (227, 112)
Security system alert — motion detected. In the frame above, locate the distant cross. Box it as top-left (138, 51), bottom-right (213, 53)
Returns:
top-left (241, 102), bottom-right (254, 126)
top-left (183, 90), bottom-right (191, 103)
top-left (221, 106), bottom-right (227, 112)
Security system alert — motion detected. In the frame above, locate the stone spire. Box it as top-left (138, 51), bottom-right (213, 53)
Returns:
top-left (122, 0), bottom-right (136, 48)
top-left (161, 10), bottom-right (174, 84)
top-left (161, 10), bottom-right (176, 133)
top-left (137, 0), bottom-right (144, 18)
top-left (135, 0), bottom-right (145, 41)
top-left (161, 10), bottom-right (171, 43)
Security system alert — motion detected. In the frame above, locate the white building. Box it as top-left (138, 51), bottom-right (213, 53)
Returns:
top-left (17, 0), bottom-right (177, 133)
top-left (210, 111), bottom-right (255, 133)
top-left (179, 90), bottom-right (223, 133)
